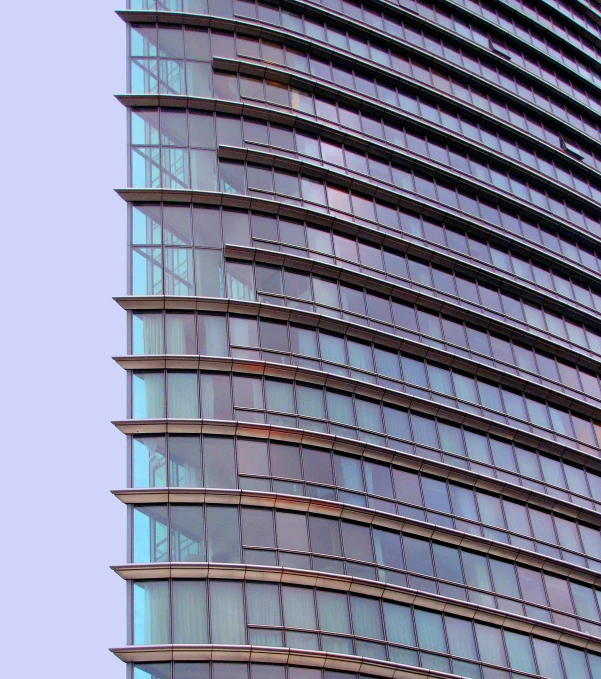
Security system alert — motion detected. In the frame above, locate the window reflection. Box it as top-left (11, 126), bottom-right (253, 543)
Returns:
top-left (127, 432), bottom-right (601, 569)
top-left (127, 25), bottom-right (601, 229)
top-left (129, 577), bottom-right (601, 679)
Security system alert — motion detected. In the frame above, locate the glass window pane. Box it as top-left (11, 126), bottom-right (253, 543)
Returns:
top-left (167, 372), bottom-right (199, 418)
top-left (310, 516), bottom-right (342, 556)
top-left (477, 492), bottom-right (506, 528)
top-left (302, 447), bottom-right (333, 484)
top-left (544, 574), bottom-right (574, 613)
top-left (197, 315), bottom-right (227, 356)
top-left (195, 249), bottom-right (225, 297)
top-left (489, 559), bottom-right (520, 598)
top-left (517, 566), bottom-right (547, 605)
top-left (449, 484), bottom-right (478, 520)
top-left (462, 551), bottom-right (492, 590)
top-left (237, 439), bottom-right (269, 476)
top-left (415, 609), bottom-right (446, 652)
top-left (341, 522), bottom-right (373, 561)
top-left (233, 376), bottom-right (264, 409)
top-left (206, 505), bottom-right (240, 562)
top-left (270, 443), bottom-right (302, 479)
top-left (133, 581), bottom-right (170, 644)
top-left (403, 536), bottom-right (434, 576)
top-left (422, 476), bottom-right (451, 513)
top-left (504, 630), bottom-right (536, 673)
top-left (560, 646), bottom-right (590, 678)
top-left (446, 617), bottom-right (477, 659)
top-left (166, 313), bottom-right (196, 354)
top-left (282, 585), bottom-right (316, 629)
top-left (265, 379), bottom-right (295, 413)
top-left (276, 512), bottom-right (309, 551)
top-left (210, 581), bottom-right (245, 643)
top-left (393, 469), bottom-right (422, 506)
top-left (132, 204), bottom-right (162, 244)
top-left (134, 663), bottom-right (171, 679)
top-left (133, 312), bottom-right (165, 354)
top-left (410, 413), bottom-right (439, 448)
top-left (133, 435), bottom-right (167, 487)
top-left (193, 207), bottom-right (221, 247)
top-left (171, 505), bottom-right (205, 561)
top-left (383, 601), bottom-right (414, 645)
top-left (163, 206), bottom-right (192, 245)
top-left (172, 580), bottom-right (208, 643)
top-left (326, 391), bottom-right (355, 425)
top-left (242, 508), bottom-right (275, 547)
top-left (532, 639), bottom-right (564, 679)
top-left (230, 316), bottom-right (258, 347)
top-left (316, 590), bottom-right (351, 633)
top-left (133, 505), bottom-right (169, 563)
top-left (133, 372), bottom-right (165, 418)
top-left (351, 596), bottom-right (383, 639)
top-left (247, 583), bottom-right (282, 626)
top-left (169, 435), bottom-right (201, 487)
top-left (373, 529), bottom-right (404, 569)
top-left (296, 384), bottom-right (325, 419)
top-left (334, 454), bottom-right (363, 491)
top-left (474, 623), bottom-right (506, 667)
top-left (203, 435), bottom-right (236, 488)
top-left (432, 543), bottom-right (463, 583)
top-left (364, 461), bottom-right (393, 497)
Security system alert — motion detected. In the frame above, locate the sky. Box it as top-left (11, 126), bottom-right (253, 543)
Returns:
top-left (1, 2), bottom-right (126, 675)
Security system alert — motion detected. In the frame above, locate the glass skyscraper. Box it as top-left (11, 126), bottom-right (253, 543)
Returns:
top-left (113, 0), bottom-right (601, 677)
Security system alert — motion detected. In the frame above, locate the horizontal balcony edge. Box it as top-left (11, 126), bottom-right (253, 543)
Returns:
top-left (112, 487), bottom-right (601, 582)
top-left (208, 67), bottom-right (601, 247)
top-left (111, 478), bottom-right (601, 545)
top-left (118, 9), bottom-right (601, 152)
top-left (221, 242), bottom-right (601, 360)
top-left (114, 349), bottom-right (601, 469)
top-left (111, 411), bottom-right (601, 479)
top-left (110, 561), bottom-right (601, 650)
top-left (109, 644), bottom-right (459, 678)
top-left (116, 92), bottom-right (601, 224)
top-left (217, 143), bottom-right (601, 294)
top-left (113, 184), bottom-right (601, 291)
top-left (113, 294), bottom-right (601, 417)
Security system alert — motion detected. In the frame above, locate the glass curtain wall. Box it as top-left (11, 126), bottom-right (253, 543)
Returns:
top-left (115, 0), bottom-right (601, 677)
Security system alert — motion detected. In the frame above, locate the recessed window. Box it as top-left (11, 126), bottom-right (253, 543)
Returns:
top-left (489, 39), bottom-right (512, 59)
top-left (561, 137), bottom-right (584, 159)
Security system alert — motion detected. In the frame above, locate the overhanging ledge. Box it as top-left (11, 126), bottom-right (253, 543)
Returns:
top-left (110, 561), bottom-right (601, 651)
top-left (110, 644), bottom-right (461, 678)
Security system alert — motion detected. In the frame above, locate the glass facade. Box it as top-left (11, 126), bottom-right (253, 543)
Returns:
top-left (114, 0), bottom-right (601, 677)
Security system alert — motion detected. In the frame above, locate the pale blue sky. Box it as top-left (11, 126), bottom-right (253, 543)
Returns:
top-left (2, 2), bottom-right (127, 675)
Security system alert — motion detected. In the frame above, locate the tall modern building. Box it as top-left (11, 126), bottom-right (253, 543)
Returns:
top-left (112, 0), bottom-right (601, 677)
